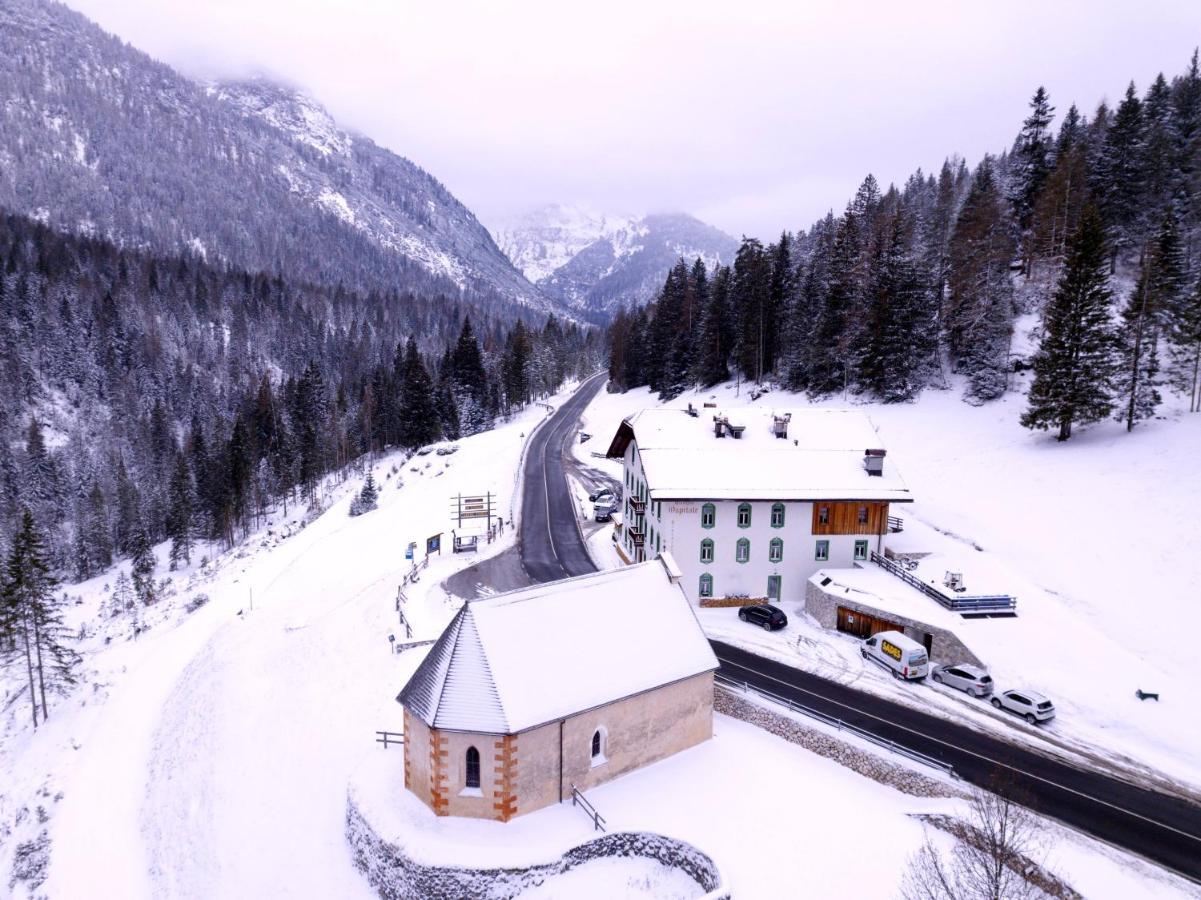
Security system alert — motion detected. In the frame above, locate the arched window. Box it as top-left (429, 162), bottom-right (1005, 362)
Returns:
top-left (737, 503), bottom-right (752, 528)
top-left (465, 746), bottom-right (480, 789)
top-left (771, 503), bottom-right (785, 528)
top-left (769, 537), bottom-right (784, 563)
top-left (591, 728), bottom-right (607, 765)
top-left (701, 503), bottom-right (716, 529)
top-left (700, 538), bottom-right (714, 563)
top-left (736, 538), bottom-right (750, 563)
top-left (699, 573), bottom-right (714, 598)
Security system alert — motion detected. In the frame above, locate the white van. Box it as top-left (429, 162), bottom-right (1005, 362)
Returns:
top-left (861, 631), bottom-right (929, 681)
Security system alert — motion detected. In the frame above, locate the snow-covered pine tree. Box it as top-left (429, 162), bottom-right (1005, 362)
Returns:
top-left (731, 238), bottom-right (772, 384)
top-left (350, 470), bottom-right (379, 517)
top-left (1093, 83), bottom-right (1146, 269)
top-left (396, 337), bottom-right (441, 449)
top-left (1, 509), bottom-right (80, 726)
top-left (129, 524), bottom-right (156, 606)
top-left (1168, 278), bottom-right (1201, 412)
top-left (1009, 86), bottom-right (1056, 270)
top-left (1021, 207), bottom-right (1119, 440)
top-left (1115, 210), bottom-right (1185, 430)
top-left (692, 265), bottom-right (733, 388)
top-left (167, 453), bottom-right (194, 570)
top-left (946, 157), bottom-right (1017, 402)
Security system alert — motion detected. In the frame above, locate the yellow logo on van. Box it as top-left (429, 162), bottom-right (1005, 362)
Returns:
top-left (881, 640), bottom-right (903, 661)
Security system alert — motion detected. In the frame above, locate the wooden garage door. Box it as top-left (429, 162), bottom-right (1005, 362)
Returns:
top-left (836, 606), bottom-right (902, 639)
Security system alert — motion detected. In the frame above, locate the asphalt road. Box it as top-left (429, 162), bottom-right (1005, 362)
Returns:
top-left (518, 372), bottom-right (609, 583)
top-left (516, 376), bottom-right (1201, 883)
top-left (714, 641), bottom-right (1201, 882)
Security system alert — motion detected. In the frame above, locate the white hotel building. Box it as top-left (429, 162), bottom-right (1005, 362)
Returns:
top-left (605, 407), bottom-right (912, 605)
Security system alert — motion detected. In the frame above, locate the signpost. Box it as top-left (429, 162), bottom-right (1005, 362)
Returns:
top-left (450, 492), bottom-right (495, 527)
top-left (405, 541), bottom-right (415, 560)
top-left (426, 533), bottom-right (442, 556)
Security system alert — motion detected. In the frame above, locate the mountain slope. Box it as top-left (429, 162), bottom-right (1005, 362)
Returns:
top-left (494, 206), bottom-right (738, 320)
top-left (0, 0), bottom-right (555, 315)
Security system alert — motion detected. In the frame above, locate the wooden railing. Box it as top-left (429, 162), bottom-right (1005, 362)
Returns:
top-left (870, 552), bottom-right (1016, 615)
top-left (376, 730), bottom-right (405, 748)
top-left (571, 784), bottom-right (606, 832)
top-left (887, 515), bottom-right (904, 533)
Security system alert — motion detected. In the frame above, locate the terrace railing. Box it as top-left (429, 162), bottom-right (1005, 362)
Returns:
top-left (870, 551), bottom-right (1016, 615)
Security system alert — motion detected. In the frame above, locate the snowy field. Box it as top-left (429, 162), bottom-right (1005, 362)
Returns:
top-left (574, 372), bottom-right (1201, 793)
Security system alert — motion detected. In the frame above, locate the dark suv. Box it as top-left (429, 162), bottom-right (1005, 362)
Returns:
top-left (738, 604), bottom-right (788, 631)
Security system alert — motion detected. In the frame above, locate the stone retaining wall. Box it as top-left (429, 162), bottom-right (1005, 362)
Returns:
top-left (347, 798), bottom-right (729, 900)
top-left (804, 578), bottom-right (984, 667)
top-left (716, 688), bottom-right (961, 799)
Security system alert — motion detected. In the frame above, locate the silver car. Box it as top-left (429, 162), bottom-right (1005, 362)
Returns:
top-left (991, 689), bottom-right (1056, 725)
top-left (931, 663), bottom-right (994, 698)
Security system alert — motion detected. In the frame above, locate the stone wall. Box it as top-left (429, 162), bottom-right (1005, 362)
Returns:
top-left (715, 688), bottom-right (961, 799)
top-left (347, 798), bottom-right (729, 900)
top-left (804, 578), bottom-right (984, 667)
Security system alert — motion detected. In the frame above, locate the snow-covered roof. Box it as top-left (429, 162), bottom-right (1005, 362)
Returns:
top-left (607, 408), bottom-right (911, 502)
top-left (398, 555), bottom-right (718, 734)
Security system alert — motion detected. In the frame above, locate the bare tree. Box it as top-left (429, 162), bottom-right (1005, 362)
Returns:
top-left (901, 785), bottom-right (1056, 900)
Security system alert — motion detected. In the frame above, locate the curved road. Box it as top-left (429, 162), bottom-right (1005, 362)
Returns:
top-left (519, 377), bottom-right (1201, 884)
top-left (518, 372), bottom-right (609, 583)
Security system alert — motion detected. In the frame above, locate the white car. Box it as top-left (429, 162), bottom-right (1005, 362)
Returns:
top-left (930, 663), bottom-right (994, 698)
top-left (991, 689), bottom-right (1056, 725)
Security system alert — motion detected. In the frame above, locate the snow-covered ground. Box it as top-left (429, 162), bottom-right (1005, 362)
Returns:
top-left (3, 371), bottom-right (1198, 899)
top-left (1, 388), bottom-right (567, 899)
top-left (574, 375), bottom-right (1201, 793)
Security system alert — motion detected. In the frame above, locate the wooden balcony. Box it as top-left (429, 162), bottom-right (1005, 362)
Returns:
top-left (628, 527), bottom-right (646, 546)
top-left (629, 496), bottom-right (646, 514)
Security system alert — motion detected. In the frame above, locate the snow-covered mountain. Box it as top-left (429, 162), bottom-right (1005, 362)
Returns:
top-left (494, 206), bottom-right (738, 320)
top-left (0, 0), bottom-right (556, 315)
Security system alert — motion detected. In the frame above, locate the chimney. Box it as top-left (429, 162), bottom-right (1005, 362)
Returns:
top-left (864, 448), bottom-right (886, 476)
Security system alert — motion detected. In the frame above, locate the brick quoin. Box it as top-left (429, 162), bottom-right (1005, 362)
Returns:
top-left (430, 731), bottom-right (449, 816)
top-left (402, 709), bottom-right (412, 790)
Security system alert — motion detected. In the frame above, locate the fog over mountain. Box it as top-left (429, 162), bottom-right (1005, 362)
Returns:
top-left (494, 206), bottom-right (738, 321)
top-left (0, 0), bottom-right (559, 318)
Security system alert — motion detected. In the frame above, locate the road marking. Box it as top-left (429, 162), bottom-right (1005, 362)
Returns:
top-left (716, 653), bottom-right (1201, 845)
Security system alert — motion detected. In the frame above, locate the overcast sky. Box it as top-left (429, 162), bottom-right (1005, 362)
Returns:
top-left (64, 0), bottom-right (1201, 238)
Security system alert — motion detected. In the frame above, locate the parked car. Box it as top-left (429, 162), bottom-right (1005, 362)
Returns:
top-left (860, 631), bottom-right (929, 681)
top-left (738, 604), bottom-right (788, 631)
top-left (589, 486), bottom-right (621, 503)
top-left (991, 689), bottom-right (1056, 725)
top-left (931, 663), bottom-right (994, 698)
top-left (593, 498), bottom-right (617, 522)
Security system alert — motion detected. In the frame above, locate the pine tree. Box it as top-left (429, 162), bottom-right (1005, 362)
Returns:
top-left (350, 470), bottom-right (379, 517)
top-left (692, 265), bottom-right (733, 388)
top-left (730, 238), bottom-right (773, 383)
top-left (1, 509), bottom-right (80, 726)
top-left (1021, 207), bottom-right (1119, 440)
top-left (945, 158), bottom-right (1017, 401)
top-left (129, 524), bottom-right (156, 605)
top-left (1010, 86), bottom-right (1056, 263)
top-left (1094, 83), bottom-right (1146, 267)
top-left (166, 453), bottom-right (194, 570)
top-left (397, 337), bottom-right (442, 448)
top-left (1115, 211), bottom-right (1185, 430)
top-left (1168, 278), bottom-right (1201, 412)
